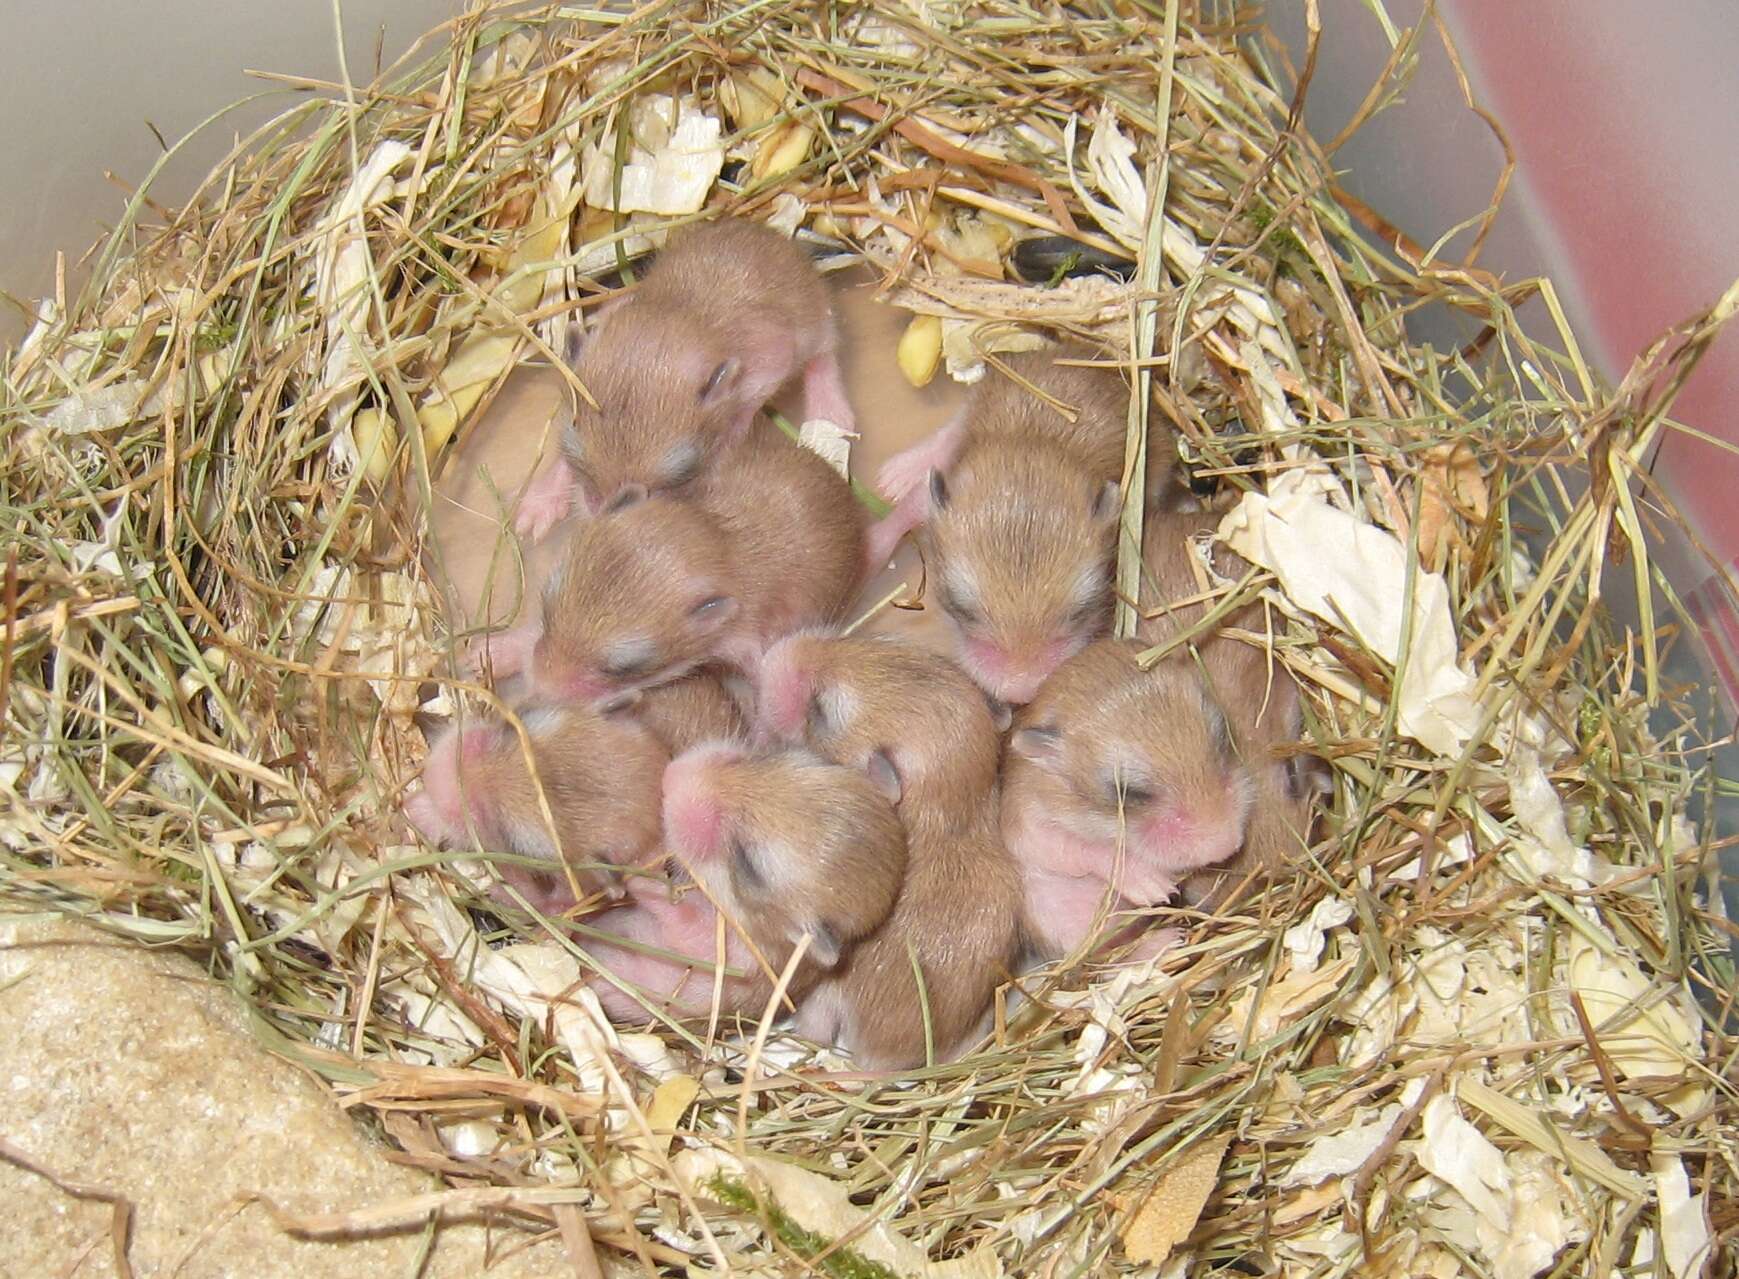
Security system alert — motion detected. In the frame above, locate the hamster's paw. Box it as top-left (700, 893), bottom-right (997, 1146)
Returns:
top-left (513, 488), bottom-right (570, 542)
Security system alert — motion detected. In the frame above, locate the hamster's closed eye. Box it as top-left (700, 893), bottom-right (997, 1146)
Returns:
top-left (1207, 701), bottom-right (1232, 755)
top-left (1117, 782), bottom-right (1156, 808)
top-left (603, 484), bottom-right (648, 514)
top-left (936, 579), bottom-right (982, 626)
top-left (687, 596), bottom-right (736, 631)
top-left (1066, 596), bottom-right (1106, 627)
top-left (699, 358), bottom-right (740, 405)
top-left (601, 638), bottom-right (659, 681)
top-left (601, 652), bottom-right (657, 680)
top-left (658, 441), bottom-right (703, 488)
top-left (1102, 765), bottom-right (1158, 810)
top-left (729, 837), bottom-right (766, 893)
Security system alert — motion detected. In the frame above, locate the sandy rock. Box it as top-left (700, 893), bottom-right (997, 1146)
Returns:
top-left (0, 914), bottom-right (567, 1277)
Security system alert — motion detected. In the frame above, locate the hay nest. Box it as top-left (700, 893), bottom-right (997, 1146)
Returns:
top-left (3, 2), bottom-right (1733, 1274)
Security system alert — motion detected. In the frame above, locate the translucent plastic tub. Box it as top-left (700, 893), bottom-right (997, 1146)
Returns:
top-left (1271, 0), bottom-right (1739, 916)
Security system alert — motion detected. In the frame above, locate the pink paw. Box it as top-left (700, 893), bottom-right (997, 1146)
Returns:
top-left (513, 457), bottom-right (577, 543)
top-left (464, 627), bottom-right (537, 680)
top-left (873, 418), bottom-right (965, 502)
top-left (1121, 925), bottom-right (1182, 964)
top-left (1116, 865), bottom-right (1179, 909)
top-left (875, 448), bottom-right (938, 504)
top-left (863, 514), bottom-right (910, 573)
top-left (800, 350), bottom-right (857, 437)
top-left (513, 487), bottom-right (571, 542)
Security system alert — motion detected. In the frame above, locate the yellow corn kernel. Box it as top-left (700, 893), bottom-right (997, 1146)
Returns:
top-left (896, 314), bottom-right (944, 388)
top-left (751, 122), bottom-right (814, 181)
top-left (352, 407), bottom-right (400, 486)
top-left (721, 68), bottom-right (785, 131)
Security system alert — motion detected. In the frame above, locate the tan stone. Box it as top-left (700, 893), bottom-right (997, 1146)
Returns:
top-left (0, 914), bottom-right (570, 1278)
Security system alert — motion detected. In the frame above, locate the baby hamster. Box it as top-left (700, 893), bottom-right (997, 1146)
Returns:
top-left (795, 807), bottom-right (1014, 1068)
top-left (607, 670), bottom-right (749, 756)
top-left (754, 632), bottom-right (1022, 1067)
top-left (755, 631), bottom-right (1001, 825)
top-left (580, 886), bottom-right (742, 1023)
top-left (1138, 509), bottom-right (1329, 905)
top-left (481, 425), bottom-right (864, 702)
top-left (1001, 638), bottom-right (1252, 960)
top-left (515, 220), bottom-right (854, 538)
top-left (864, 344), bottom-right (1183, 704)
top-left (1177, 640), bottom-right (1330, 908)
top-left (585, 743), bottom-right (907, 1022)
top-left (404, 701), bottom-right (668, 913)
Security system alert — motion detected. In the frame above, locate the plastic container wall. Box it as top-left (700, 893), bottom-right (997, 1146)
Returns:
top-left (0, 0), bottom-right (453, 346)
top-left (1269, 0), bottom-right (1739, 919)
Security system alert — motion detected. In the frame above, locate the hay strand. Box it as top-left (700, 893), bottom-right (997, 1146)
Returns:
top-left (3, 2), bottom-right (1734, 1274)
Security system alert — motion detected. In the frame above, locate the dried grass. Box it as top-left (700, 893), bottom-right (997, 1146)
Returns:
top-left (2, 1), bottom-right (1734, 1275)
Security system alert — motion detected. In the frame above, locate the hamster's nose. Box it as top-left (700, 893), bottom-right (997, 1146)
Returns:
top-left (1156, 805), bottom-right (1246, 872)
top-left (994, 670), bottom-right (1047, 706)
top-left (661, 755), bottom-right (725, 859)
top-left (533, 658), bottom-right (607, 703)
top-left (404, 788), bottom-right (442, 843)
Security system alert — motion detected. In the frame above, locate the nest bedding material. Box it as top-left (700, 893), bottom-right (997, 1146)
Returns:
top-left (2, 2), bottom-right (1735, 1275)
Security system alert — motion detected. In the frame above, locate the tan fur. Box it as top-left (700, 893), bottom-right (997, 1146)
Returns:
top-left (670, 747), bottom-right (909, 1010)
top-left (920, 346), bottom-right (1182, 697)
top-left (1006, 640), bottom-right (1243, 851)
top-left (1001, 637), bottom-right (1258, 959)
top-left (632, 672), bottom-right (748, 754)
top-left (926, 440), bottom-right (1117, 654)
top-left (560, 222), bottom-right (835, 504)
top-left (760, 633), bottom-right (1001, 823)
top-left (963, 346), bottom-right (1150, 481)
top-left (807, 811), bottom-right (1015, 1067)
top-left (1137, 510), bottom-right (1323, 904)
top-left (1137, 507), bottom-right (1255, 631)
top-left (410, 703), bottom-right (668, 908)
top-left (705, 426), bottom-right (866, 634)
top-left (756, 634), bottom-right (1022, 1067)
top-left (538, 425), bottom-right (865, 694)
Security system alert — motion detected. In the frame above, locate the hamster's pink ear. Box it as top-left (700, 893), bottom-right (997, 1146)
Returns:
top-left (798, 920), bottom-right (843, 969)
top-left (927, 468), bottom-right (951, 512)
top-left (563, 324), bottom-right (587, 368)
top-left (865, 749), bottom-right (902, 805)
top-left (1091, 479), bottom-right (1122, 524)
top-left (1010, 725), bottom-right (1063, 769)
top-left (569, 295), bottom-right (629, 365)
top-left (699, 357), bottom-right (742, 405)
top-left (1285, 752), bottom-right (1333, 801)
top-left (688, 595), bottom-right (738, 634)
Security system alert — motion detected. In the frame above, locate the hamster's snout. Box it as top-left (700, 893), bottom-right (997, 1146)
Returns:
top-left (1169, 812), bottom-right (1243, 870)
top-left (753, 642), bottom-right (811, 742)
top-left (457, 723), bottom-right (504, 762)
top-left (1138, 780), bottom-right (1251, 871)
top-left (661, 776), bottom-right (721, 862)
top-left (530, 647), bottom-right (611, 703)
top-left (961, 636), bottom-right (1073, 705)
top-left (661, 741), bottom-right (749, 861)
top-left (404, 787), bottom-right (444, 844)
